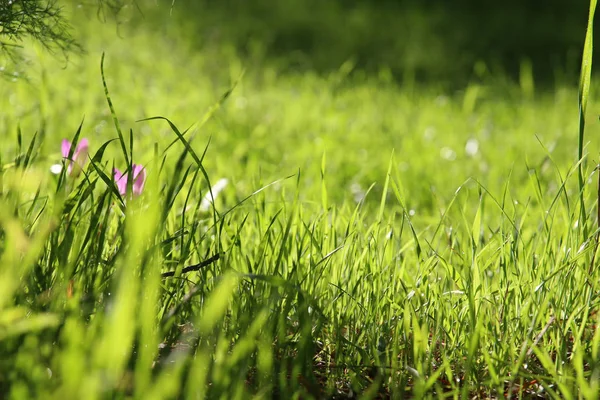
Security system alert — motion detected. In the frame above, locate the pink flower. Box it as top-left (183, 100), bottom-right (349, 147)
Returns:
top-left (113, 164), bottom-right (146, 197)
top-left (61, 138), bottom-right (89, 176)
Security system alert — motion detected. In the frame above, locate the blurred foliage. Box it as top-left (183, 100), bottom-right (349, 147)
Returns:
top-left (0, 0), bottom-right (76, 64)
top-left (154, 0), bottom-right (592, 87)
top-left (0, 0), bottom-right (132, 73)
top-left (3, 0), bottom-right (591, 87)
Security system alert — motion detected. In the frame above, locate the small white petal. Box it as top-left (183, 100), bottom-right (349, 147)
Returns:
top-left (50, 164), bottom-right (63, 175)
top-left (200, 178), bottom-right (229, 211)
top-left (350, 183), bottom-right (365, 203)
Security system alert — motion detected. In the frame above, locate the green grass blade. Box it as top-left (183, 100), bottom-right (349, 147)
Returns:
top-left (100, 53), bottom-right (129, 166)
top-left (577, 0), bottom-right (597, 235)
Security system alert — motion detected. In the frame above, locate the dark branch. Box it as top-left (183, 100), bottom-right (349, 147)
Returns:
top-left (161, 253), bottom-right (221, 278)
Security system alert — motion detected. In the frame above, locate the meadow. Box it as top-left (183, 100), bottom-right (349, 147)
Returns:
top-left (2, 2), bottom-right (600, 398)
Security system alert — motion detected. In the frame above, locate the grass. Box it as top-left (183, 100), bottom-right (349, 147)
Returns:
top-left (2, 2), bottom-right (600, 398)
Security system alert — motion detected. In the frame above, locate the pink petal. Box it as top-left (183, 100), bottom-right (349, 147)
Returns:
top-left (75, 138), bottom-right (89, 153)
top-left (113, 167), bottom-right (124, 181)
top-left (69, 138), bottom-right (89, 176)
top-left (132, 164), bottom-right (146, 196)
top-left (113, 168), bottom-right (127, 196)
top-left (74, 138), bottom-right (89, 162)
top-left (61, 139), bottom-right (72, 158)
top-left (132, 164), bottom-right (143, 178)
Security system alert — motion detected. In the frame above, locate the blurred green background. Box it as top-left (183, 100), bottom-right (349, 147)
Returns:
top-left (3, 0), bottom-right (598, 210)
top-left (149, 0), bottom-right (591, 87)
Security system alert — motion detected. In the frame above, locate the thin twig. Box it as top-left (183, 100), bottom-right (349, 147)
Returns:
top-left (161, 253), bottom-right (221, 278)
top-left (526, 315), bottom-right (556, 358)
top-left (161, 285), bottom-right (203, 323)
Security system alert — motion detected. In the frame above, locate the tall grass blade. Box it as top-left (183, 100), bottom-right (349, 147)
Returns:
top-left (100, 53), bottom-right (129, 166)
top-left (578, 0), bottom-right (597, 235)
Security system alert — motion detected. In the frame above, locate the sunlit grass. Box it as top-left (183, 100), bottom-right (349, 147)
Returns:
top-left (2, 3), bottom-right (600, 399)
